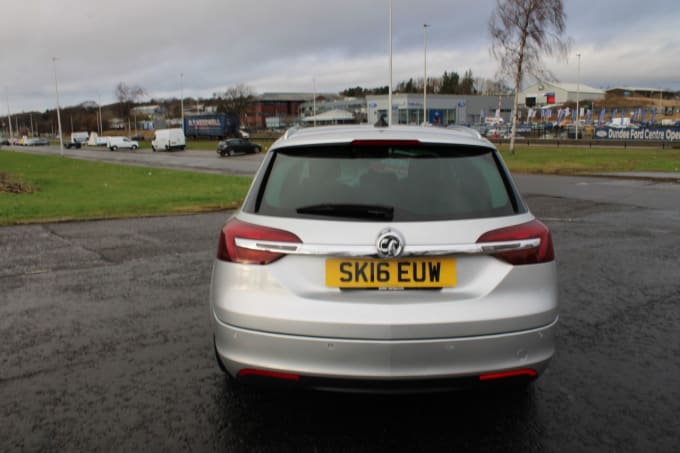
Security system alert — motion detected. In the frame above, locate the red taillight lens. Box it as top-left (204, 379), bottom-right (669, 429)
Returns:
top-left (476, 219), bottom-right (555, 265)
top-left (217, 218), bottom-right (302, 265)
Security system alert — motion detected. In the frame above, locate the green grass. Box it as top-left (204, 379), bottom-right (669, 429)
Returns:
top-left (497, 145), bottom-right (680, 174)
top-left (0, 150), bottom-right (252, 225)
top-left (2, 144), bottom-right (679, 225)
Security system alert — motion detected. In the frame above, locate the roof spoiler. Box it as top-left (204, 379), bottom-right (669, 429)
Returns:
top-left (282, 127), bottom-right (300, 140)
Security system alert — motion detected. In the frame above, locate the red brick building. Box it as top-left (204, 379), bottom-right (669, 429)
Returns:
top-left (243, 93), bottom-right (313, 130)
top-left (243, 92), bottom-right (341, 130)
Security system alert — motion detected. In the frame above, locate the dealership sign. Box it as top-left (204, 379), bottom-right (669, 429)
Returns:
top-left (594, 127), bottom-right (680, 142)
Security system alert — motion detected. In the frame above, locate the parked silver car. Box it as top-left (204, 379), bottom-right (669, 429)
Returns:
top-left (210, 125), bottom-right (557, 392)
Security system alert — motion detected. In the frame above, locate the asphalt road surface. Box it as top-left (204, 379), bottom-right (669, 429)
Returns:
top-left (1, 148), bottom-right (679, 452)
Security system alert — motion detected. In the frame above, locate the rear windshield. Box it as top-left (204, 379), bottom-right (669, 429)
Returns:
top-left (245, 143), bottom-right (525, 222)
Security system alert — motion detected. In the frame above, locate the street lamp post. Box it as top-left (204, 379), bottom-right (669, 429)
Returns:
top-left (388, 0), bottom-right (393, 126)
top-left (180, 73), bottom-right (184, 133)
top-left (98, 94), bottom-right (103, 136)
top-left (575, 53), bottom-right (581, 141)
top-left (423, 24), bottom-right (430, 125)
top-left (5, 87), bottom-right (13, 141)
top-left (313, 77), bottom-right (317, 127)
top-left (52, 57), bottom-right (64, 156)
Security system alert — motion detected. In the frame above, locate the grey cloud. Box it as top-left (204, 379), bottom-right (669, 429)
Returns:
top-left (1, 0), bottom-right (678, 112)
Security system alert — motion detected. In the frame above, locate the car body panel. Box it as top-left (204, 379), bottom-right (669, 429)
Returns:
top-left (214, 316), bottom-right (556, 381)
top-left (211, 257), bottom-right (557, 339)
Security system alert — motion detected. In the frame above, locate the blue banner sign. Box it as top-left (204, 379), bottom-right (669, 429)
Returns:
top-left (593, 127), bottom-right (680, 142)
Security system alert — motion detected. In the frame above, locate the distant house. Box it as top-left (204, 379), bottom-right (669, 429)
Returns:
top-left (299, 97), bottom-right (366, 123)
top-left (519, 82), bottom-right (605, 107)
top-left (108, 117), bottom-right (126, 130)
top-left (131, 105), bottom-right (167, 116)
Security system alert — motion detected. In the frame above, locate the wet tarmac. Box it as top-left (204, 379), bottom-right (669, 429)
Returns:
top-left (1, 194), bottom-right (679, 452)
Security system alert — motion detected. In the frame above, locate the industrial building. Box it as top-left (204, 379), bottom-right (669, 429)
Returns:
top-left (518, 82), bottom-right (605, 107)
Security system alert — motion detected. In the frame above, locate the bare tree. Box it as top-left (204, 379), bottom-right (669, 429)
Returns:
top-left (216, 84), bottom-right (254, 122)
top-left (489, 0), bottom-right (569, 154)
top-left (114, 82), bottom-right (146, 118)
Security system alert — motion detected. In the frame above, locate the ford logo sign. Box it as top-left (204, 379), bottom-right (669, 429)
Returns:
top-left (595, 130), bottom-right (608, 138)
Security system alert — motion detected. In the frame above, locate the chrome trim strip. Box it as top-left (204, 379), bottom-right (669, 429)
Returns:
top-left (234, 238), bottom-right (540, 257)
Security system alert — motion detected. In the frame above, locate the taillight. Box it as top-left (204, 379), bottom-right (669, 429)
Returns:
top-left (476, 219), bottom-right (554, 265)
top-left (217, 218), bottom-right (301, 265)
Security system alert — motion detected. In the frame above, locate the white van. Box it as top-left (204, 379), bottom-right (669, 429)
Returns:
top-left (71, 131), bottom-right (89, 144)
top-left (152, 128), bottom-right (186, 151)
top-left (107, 136), bottom-right (139, 151)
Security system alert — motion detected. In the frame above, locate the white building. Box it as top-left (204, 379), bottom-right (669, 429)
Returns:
top-left (519, 82), bottom-right (605, 107)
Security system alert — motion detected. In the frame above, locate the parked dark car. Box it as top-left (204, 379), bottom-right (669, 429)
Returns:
top-left (65, 141), bottom-right (82, 149)
top-left (217, 138), bottom-right (262, 157)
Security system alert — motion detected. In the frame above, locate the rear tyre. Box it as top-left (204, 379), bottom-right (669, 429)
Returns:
top-left (111, 146), bottom-right (118, 151)
top-left (165, 145), bottom-right (170, 151)
top-left (131, 145), bottom-right (138, 150)
top-left (152, 146), bottom-right (156, 152)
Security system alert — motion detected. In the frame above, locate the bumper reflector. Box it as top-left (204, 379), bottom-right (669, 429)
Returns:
top-left (237, 368), bottom-right (301, 381)
top-left (478, 368), bottom-right (537, 381)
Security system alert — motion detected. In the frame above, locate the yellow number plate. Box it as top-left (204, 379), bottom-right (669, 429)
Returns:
top-left (325, 258), bottom-right (456, 288)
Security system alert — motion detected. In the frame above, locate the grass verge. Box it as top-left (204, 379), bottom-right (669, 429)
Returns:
top-left (497, 145), bottom-right (680, 174)
top-left (0, 150), bottom-right (252, 225)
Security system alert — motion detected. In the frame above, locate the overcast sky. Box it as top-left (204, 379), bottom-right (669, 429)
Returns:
top-left (2, 0), bottom-right (679, 112)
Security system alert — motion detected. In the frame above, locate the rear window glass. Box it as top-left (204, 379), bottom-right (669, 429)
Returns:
top-left (247, 144), bottom-right (524, 221)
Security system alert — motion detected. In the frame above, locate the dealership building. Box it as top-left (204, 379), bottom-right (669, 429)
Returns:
top-left (518, 82), bottom-right (605, 107)
top-left (365, 94), bottom-right (514, 125)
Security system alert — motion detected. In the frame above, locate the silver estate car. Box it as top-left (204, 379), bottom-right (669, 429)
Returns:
top-left (210, 125), bottom-right (557, 392)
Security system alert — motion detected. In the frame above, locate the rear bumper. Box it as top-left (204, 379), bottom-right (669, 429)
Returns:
top-left (213, 313), bottom-right (557, 390)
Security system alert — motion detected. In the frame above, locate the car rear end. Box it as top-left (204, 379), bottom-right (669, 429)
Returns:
top-left (210, 125), bottom-right (557, 392)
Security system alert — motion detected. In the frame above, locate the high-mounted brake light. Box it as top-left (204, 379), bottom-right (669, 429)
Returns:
top-left (217, 219), bottom-right (301, 265)
top-left (351, 139), bottom-right (422, 147)
top-left (476, 219), bottom-right (554, 265)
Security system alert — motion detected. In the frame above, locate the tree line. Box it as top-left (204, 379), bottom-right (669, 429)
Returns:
top-left (341, 70), bottom-right (511, 98)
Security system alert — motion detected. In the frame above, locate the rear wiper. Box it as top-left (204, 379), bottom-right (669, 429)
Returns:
top-left (296, 203), bottom-right (394, 220)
